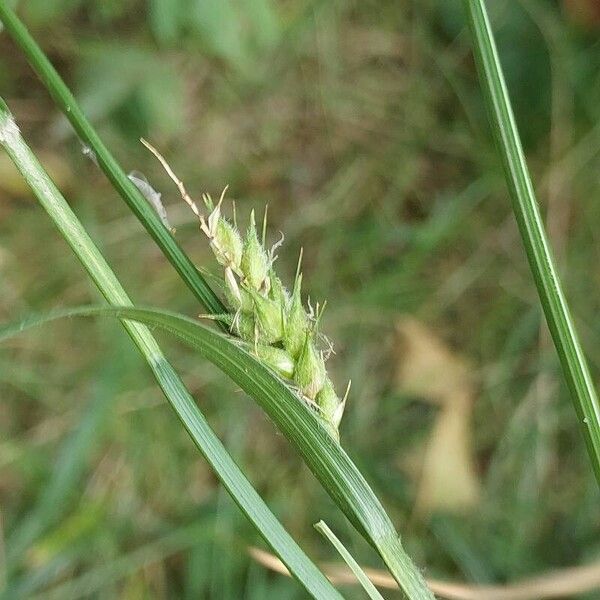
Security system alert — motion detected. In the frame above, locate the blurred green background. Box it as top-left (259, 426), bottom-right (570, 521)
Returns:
top-left (2, 0), bottom-right (600, 598)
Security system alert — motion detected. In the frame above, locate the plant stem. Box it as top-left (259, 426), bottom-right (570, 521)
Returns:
top-left (463, 0), bottom-right (600, 484)
top-left (376, 534), bottom-right (432, 600)
top-left (0, 98), bottom-right (342, 600)
top-left (0, 2), bottom-right (225, 318)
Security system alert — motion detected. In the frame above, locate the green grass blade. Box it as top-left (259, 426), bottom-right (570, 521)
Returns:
top-left (463, 0), bottom-right (600, 483)
top-left (314, 521), bottom-right (385, 600)
top-left (0, 304), bottom-right (434, 600)
top-left (0, 98), bottom-right (343, 600)
top-left (0, 3), bottom-right (225, 318)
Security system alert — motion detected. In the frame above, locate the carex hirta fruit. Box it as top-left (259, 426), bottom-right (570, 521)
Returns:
top-left (142, 139), bottom-right (348, 440)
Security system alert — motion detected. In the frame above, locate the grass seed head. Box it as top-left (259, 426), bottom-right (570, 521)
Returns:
top-left (295, 333), bottom-right (326, 400)
top-left (284, 274), bottom-right (310, 358)
top-left (255, 345), bottom-right (295, 379)
top-left (248, 286), bottom-right (285, 344)
top-left (241, 210), bottom-right (270, 291)
top-left (141, 139), bottom-right (348, 438)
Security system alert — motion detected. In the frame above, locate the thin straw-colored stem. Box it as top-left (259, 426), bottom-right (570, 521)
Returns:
top-left (250, 545), bottom-right (600, 600)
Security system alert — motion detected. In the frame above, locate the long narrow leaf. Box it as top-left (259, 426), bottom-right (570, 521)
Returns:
top-left (463, 0), bottom-right (600, 483)
top-left (315, 521), bottom-right (385, 600)
top-left (0, 98), bottom-right (342, 600)
top-left (0, 3), bottom-right (225, 317)
top-left (0, 304), bottom-right (434, 600)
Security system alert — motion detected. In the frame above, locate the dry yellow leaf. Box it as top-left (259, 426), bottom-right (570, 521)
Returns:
top-left (395, 317), bottom-right (480, 516)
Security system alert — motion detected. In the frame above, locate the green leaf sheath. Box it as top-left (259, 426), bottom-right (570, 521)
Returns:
top-left (0, 99), bottom-right (342, 600)
top-left (463, 0), bottom-right (600, 484)
top-left (0, 3), bottom-right (225, 318)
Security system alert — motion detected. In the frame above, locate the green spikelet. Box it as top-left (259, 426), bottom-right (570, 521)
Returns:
top-left (294, 332), bottom-right (326, 400)
top-left (316, 378), bottom-right (338, 419)
top-left (212, 218), bottom-right (243, 269)
top-left (203, 196), bottom-right (242, 270)
top-left (269, 272), bottom-right (288, 307)
top-left (254, 345), bottom-right (295, 379)
top-left (284, 273), bottom-right (309, 359)
top-left (316, 378), bottom-right (347, 438)
top-left (248, 286), bottom-right (284, 344)
top-left (241, 210), bottom-right (269, 291)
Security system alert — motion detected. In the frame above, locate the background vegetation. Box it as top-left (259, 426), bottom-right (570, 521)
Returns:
top-left (2, 0), bottom-right (600, 597)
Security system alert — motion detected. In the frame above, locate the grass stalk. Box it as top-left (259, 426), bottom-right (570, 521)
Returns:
top-left (0, 98), bottom-right (342, 600)
top-left (463, 0), bottom-right (600, 483)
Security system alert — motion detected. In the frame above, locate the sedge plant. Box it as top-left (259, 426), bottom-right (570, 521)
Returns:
top-left (0, 6), bottom-right (434, 597)
top-left (4, 1), bottom-right (595, 597)
top-left (0, 97), bottom-right (433, 599)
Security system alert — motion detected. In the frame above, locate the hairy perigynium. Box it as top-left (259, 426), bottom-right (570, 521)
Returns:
top-left (142, 140), bottom-right (348, 439)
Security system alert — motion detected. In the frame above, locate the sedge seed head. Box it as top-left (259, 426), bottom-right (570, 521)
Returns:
top-left (248, 287), bottom-right (285, 344)
top-left (294, 334), bottom-right (326, 399)
top-left (191, 192), bottom-right (344, 438)
top-left (255, 345), bottom-right (295, 379)
top-left (284, 274), bottom-right (309, 359)
top-left (241, 211), bottom-right (270, 291)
